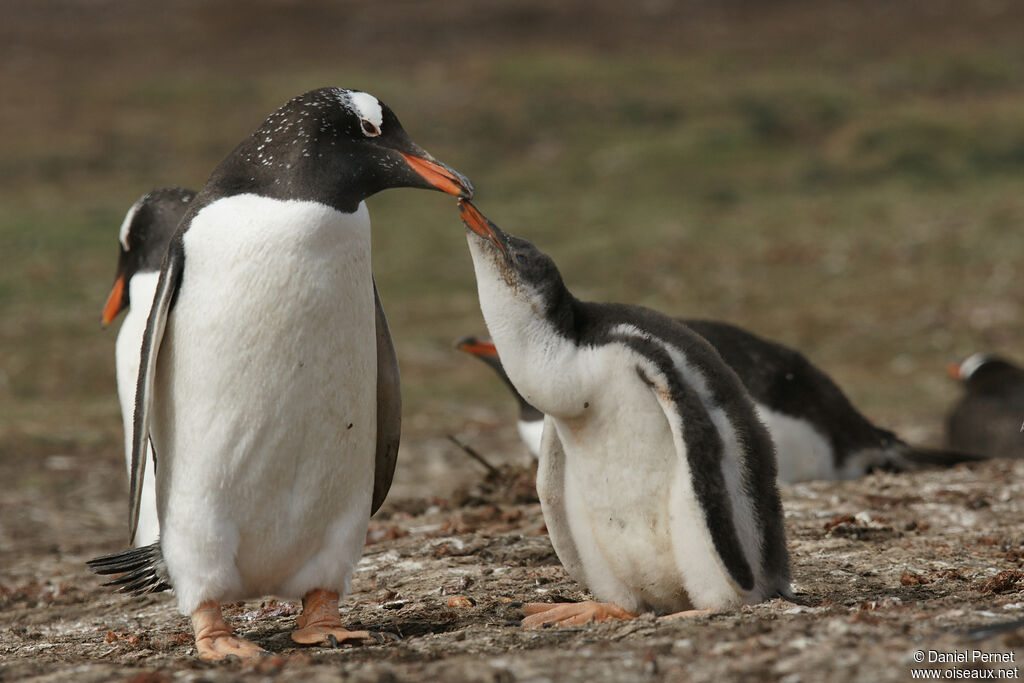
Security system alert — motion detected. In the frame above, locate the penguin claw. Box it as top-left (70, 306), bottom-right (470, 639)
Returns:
top-left (290, 626), bottom-right (384, 647)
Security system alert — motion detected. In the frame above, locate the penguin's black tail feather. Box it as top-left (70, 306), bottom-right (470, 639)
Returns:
top-left (87, 542), bottom-right (172, 596)
top-left (891, 445), bottom-right (989, 471)
top-left (777, 586), bottom-right (816, 607)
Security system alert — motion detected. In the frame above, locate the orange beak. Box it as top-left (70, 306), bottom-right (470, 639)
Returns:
top-left (101, 274), bottom-right (126, 326)
top-left (946, 362), bottom-right (962, 380)
top-left (456, 337), bottom-right (498, 358)
top-left (458, 200), bottom-right (507, 256)
top-left (401, 153), bottom-right (473, 198)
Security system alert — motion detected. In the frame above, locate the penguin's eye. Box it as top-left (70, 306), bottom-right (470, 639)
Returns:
top-left (515, 253), bottom-right (529, 265)
top-left (360, 119), bottom-right (381, 137)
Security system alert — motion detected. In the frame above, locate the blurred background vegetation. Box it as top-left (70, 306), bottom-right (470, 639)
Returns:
top-left (1, 0), bottom-right (1021, 499)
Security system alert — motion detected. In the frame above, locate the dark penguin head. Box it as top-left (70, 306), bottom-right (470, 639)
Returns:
top-left (458, 199), bottom-right (575, 341)
top-left (948, 353), bottom-right (1023, 394)
top-left (102, 187), bottom-right (197, 325)
top-left (199, 87), bottom-right (472, 214)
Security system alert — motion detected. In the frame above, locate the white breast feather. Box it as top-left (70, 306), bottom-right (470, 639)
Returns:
top-left (116, 272), bottom-right (161, 547)
top-left (152, 194), bottom-right (377, 614)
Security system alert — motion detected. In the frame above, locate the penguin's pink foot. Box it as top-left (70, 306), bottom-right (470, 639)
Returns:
top-left (659, 608), bottom-right (715, 620)
top-left (191, 601), bottom-right (270, 663)
top-left (521, 600), bottom-right (637, 628)
top-left (291, 589), bottom-right (382, 646)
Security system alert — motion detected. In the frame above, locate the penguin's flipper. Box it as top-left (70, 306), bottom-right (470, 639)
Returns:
top-left (128, 238), bottom-right (185, 542)
top-left (633, 354), bottom-right (757, 594)
top-left (370, 278), bottom-right (400, 516)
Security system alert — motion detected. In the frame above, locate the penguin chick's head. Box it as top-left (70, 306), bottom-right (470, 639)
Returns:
top-left (208, 87), bottom-right (473, 214)
top-left (102, 187), bottom-right (197, 326)
top-left (458, 199), bottom-right (571, 331)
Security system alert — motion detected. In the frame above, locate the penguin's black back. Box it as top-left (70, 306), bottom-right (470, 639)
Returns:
top-left (683, 319), bottom-right (902, 467)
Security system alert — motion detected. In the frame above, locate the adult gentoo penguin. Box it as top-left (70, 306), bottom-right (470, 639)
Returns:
top-left (458, 200), bottom-right (791, 627)
top-left (102, 187), bottom-right (197, 547)
top-left (946, 353), bottom-right (1024, 458)
top-left (455, 336), bottom-right (544, 458)
top-left (89, 87), bottom-right (473, 661)
top-left (456, 326), bottom-right (983, 482)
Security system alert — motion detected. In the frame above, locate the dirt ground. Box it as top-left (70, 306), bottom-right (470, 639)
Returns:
top-left (2, 431), bottom-right (1023, 682)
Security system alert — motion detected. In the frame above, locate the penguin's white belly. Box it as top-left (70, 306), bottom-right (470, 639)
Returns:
top-left (755, 405), bottom-right (837, 483)
top-left (553, 401), bottom-right (689, 613)
top-left (552, 413), bottom-right (688, 610)
top-left (153, 196), bottom-right (377, 614)
top-left (116, 273), bottom-right (161, 547)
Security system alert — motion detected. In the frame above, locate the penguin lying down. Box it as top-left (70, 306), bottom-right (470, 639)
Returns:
top-left (89, 87), bottom-right (473, 662)
top-left (459, 200), bottom-right (793, 627)
top-left (455, 328), bottom-right (985, 482)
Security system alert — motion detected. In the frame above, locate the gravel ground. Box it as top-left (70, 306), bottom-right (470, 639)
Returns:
top-left (2, 438), bottom-right (1022, 682)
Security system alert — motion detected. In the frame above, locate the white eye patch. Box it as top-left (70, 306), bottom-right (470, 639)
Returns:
top-left (119, 196), bottom-right (144, 251)
top-left (348, 91), bottom-right (384, 136)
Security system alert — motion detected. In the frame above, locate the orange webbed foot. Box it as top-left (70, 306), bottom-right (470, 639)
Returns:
top-left (521, 600), bottom-right (637, 629)
top-left (291, 589), bottom-right (390, 647)
top-left (191, 601), bottom-right (270, 663)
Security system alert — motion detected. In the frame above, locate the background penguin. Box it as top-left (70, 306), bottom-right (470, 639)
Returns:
top-left (946, 353), bottom-right (1024, 458)
top-left (456, 326), bottom-right (984, 482)
top-left (459, 200), bottom-right (791, 627)
top-left (89, 87), bottom-right (473, 661)
top-left (455, 336), bottom-right (544, 459)
top-left (102, 187), bottom-right (197, 547)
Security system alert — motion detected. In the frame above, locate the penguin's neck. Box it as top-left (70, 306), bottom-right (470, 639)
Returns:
top-left (471, 257), bottom-right (589, 419)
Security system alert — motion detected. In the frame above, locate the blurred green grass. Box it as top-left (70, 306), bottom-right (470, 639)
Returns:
top-left (2, 3), bottom-right (1022, 466)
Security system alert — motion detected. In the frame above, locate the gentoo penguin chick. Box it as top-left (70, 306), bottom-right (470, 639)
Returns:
top-left (458, 201), bottom-right (791, 627)
top-left (102, 187), bottom-right (197, 547)
top-left (455, 336), bottom-right (544, 459)
top-left (947, 353), bottom-right (1024, 458)
top-left (89, 87), bottom-right (473, 661)
top-left (457, 326), bottom-right (984, 482)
